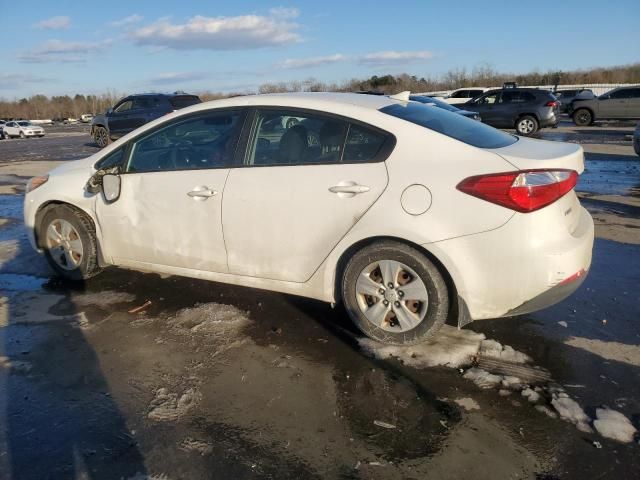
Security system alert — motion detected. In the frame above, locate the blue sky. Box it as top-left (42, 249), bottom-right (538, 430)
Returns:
top-left (1, 0), bottom-right (639, 98)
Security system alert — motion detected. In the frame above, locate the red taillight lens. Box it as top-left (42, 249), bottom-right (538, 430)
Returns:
top-left (457, 169), bottom-right (578, 213)
top-left (545, 100), bottom-right (559, 107)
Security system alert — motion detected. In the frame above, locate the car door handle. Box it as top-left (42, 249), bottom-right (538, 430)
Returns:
top-left (187, 188), bottom-right (218, 199)
top-left (329, 184), bottom-right (370, 195)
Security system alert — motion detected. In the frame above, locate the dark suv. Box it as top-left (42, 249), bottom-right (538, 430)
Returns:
top-left (91, 93), bottom-right (201, 147)
top-left (461, 88), bottom-right (559, 135)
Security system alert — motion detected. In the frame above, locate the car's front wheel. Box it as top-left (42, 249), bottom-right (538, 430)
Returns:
top-left (40, 205), bottom-right (102, 281)
top-left (515, 115), bottom-right (539, 136)
top-left (19, 131), bottom-right (25, 139)
top-left (341, 241), bottom-right (449, 345)
top-left (573, 108), bottom-right (593, 126)
top-left (94, 126), bottom-right (110, 148)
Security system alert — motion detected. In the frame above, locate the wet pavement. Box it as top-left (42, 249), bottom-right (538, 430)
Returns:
top-left (0, 120), bottom-right (638, 479)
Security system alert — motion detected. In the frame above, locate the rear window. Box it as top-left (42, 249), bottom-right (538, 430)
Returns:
top-left (380, 102), bottom-right (517, 149)
top-left (169, 95), bottom-right (202, 109)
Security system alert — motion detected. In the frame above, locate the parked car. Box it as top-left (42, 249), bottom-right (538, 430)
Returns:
top-left (634, 122), bottom-right (640, 156)
top-left (570, 86), bottom-right (640, 126)
top-left (91, 92), bottom-right (202, 148)
top-left (63, 118), bottom-right (79, 124)
top-left (24, 93), bottom-right (593, 345)
top-left (461, 88), bottom-right (560, 135)
top-left (0, 120), bottom-right (5, 139)
top-left (441, 87), bottom-right (491, 105)
top-left (554, 89), bottom-right (595, 113)
top-left (80, 114), bottom-right (94, 123)
top-left (409, 95), bottom-right (481, 120)
top-left (3, 121), bottom-right (45, 138)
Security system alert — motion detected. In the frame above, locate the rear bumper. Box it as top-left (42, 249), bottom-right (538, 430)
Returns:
top-left (428, 196), bottom-right (594, 321)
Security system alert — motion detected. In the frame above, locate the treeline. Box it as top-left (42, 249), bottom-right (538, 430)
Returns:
top-left (2, 63), bottom-right (639, 120)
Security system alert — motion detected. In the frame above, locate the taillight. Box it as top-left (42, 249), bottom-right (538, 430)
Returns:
top-left (545, 100), bottom-right (559, 107)
top-left (457, 169), bottom-right (578, 213)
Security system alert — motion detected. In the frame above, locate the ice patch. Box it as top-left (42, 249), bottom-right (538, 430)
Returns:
top-left (0, 355), bottom-right (31, 373)
top-left (0, 273), bottom-right (47, 291)
top-left (564, 336), bottom-right (640, 367)
top-left (148, 387), bottom-right (200, 422)
top-left (358, 325), bottom-right (485, 368)
top-left (463, 368), bottom-right (502, 389)
top-left (535, 405), bottom-right (558, 418)
top-left (479, 339), bottom-right (532, 364)
top-left (169, 303), bottom-right (251, 337)
top-left (521, 388), bottom-right (541, 403)
top-left (551, 396), bottom-right (592, 433)
top-left (454, 397), bottom-right (480, 411)
top-left (593, 408), bottom-right (637, 443)
top-left (71, 290), bottom-right (136, 308)
top-left (180, 437), bottom-right (214, 456)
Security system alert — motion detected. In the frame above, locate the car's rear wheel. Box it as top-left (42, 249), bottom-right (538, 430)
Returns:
top-left (573, 108), bottom-right (593, 126)
top-left (341, 241), bottom-right (449, 345)
top-left (94, 126), bottom-right (110, 148)
top-left (40, 205), bottom-right (102, 281)
top-left (515, 115), bottom-right (538, 136)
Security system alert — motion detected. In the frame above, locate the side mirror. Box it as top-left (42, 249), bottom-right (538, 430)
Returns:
top-left (106, 108), bottom-right (114, 115)
top-left (102, 174), bottom-right (121, 203)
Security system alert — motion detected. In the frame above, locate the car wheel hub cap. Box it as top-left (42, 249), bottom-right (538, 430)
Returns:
top-left (45, 219), bottom-right (83, 270)
top-left (355, 259), bottom-right (428, 333)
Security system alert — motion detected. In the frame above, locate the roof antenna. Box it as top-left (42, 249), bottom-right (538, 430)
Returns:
top-left (389, 91), bottom-right (411, 102)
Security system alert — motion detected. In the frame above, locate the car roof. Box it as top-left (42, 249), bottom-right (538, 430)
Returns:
top-left (189, 92), bottom-right (400, 112)
top-left (128, 92), bottom-right (200, 98)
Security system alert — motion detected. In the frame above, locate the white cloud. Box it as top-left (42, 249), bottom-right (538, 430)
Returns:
top-left (131, 12), bottom-right (301, 50)
top-left (109, 14), bottom-right (143, 27)
top-left (19, 39), bottom-right (112, 63)
top-left (358, 50), bottom-right (434, 66)
top-left (280, 54), bottom-right (348, 69)
top-left (0, 73), bottom-right (52, 90)
top-left (279, 50), bottom-right (435, 70)
top-left (34, 16), bottom-right (71, 30)
top-left (146, 72), bottom-right (208, 85)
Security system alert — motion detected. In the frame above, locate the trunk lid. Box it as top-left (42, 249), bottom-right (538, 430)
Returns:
top-left (488, 137), bottom-right (584, 173)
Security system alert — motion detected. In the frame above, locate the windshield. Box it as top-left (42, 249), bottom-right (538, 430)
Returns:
top-left (380, 102), bottom-right (517, 149)
top-left (410, 95), bottom-right (460, 112)
top-left (17, 121), bottom-right (32, 127)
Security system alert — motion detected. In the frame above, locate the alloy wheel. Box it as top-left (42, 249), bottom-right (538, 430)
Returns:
top-left (45, 219), bottom-right (84, 270)
top-left (518, 119), bottom-right (535, 134)
top-left (355, 259), bottom-right (429, 332)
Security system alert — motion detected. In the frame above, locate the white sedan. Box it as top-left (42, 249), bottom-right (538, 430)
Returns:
top-left (4, 121), bottom-right (45, 138)
top-left (23, 93), bottom-right (594, 344)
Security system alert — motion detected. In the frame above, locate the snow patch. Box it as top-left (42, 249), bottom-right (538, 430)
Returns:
top-left (0, 355), bottom-right (31, 373)
top-left (148, 387), bottom-right (200, 422)
top-left (521, 388), bottom-right (541, 403)
top-left (180, 437), bottom-right (214, 455)
top-left (479, 339), bottom-right (532, 364)
top-left (593, 408), bottom-right (637, 443)
top-left (463, 368), bottom-right (502, 389)
top-left (454, 397), bottom-right (480, 411)
top-left (169, 303), bottom-right (251, 337)
top-left (71, 290), bottom-right (136, 308)
top-left (551, 396), bottom-right (592, 433)
top-left (358, 325), bottom-right (485, 368)
top-left (0, 273), bottom-right (47, 291)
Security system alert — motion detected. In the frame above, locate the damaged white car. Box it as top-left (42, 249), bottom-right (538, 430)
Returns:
top-left (24, 92), bottom-right (594, 344)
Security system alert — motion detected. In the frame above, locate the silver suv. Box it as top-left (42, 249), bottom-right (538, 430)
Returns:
top-left (570, 86), bottom-right (640, 126)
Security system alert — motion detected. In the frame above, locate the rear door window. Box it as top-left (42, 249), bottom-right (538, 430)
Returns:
top-left (380, 102), bottom-right (517, 149)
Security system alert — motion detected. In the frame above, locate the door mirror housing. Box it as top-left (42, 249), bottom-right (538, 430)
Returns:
top-left (102, 174), bottom-right (121, 203)
top-left (106, 107), bottom-right (114, 115)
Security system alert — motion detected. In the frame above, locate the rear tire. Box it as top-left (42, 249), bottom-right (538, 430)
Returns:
top-left (573, 108), bottom-right (593, 126)
top-left (341, 241), bottom-right (449, 345)
top-left (515, 115), bottom-right (538, 136)
top-left (40, 205), bottom-right (103, 281)
top-left (94, 126), bottom-right (110, 148)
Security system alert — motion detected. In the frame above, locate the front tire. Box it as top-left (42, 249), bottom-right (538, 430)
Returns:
top-left (515, 115), bottom-right (538, 136)
top-left (40, 205), bottom-right (102, 281)
top-left (19, 131), bottom-right (25, 139)
top-left (341, 241), bottom-right (449, 345)
top-left (94, 126), bottom-right (110, 148)
top-left (573, 108), bottom-right (593, 126)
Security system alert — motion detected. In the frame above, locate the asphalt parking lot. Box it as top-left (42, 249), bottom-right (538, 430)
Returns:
top-left (0, 120), bottom-right (638, 479)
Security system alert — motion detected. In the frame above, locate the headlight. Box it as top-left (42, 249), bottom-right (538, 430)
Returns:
top-left (26, 175), bottom-right (49, 193)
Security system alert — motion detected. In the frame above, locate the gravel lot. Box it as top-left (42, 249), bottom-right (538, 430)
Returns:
top-left (0, 120), bottom-right (638, 479)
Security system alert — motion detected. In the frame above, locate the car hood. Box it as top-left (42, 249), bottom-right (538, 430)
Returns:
top-left (91, 113), bottom-right (107, 125)
top-left (488, 137), bottom-right (584, 173)
top-left (457, 109), bottom-right (479, 116)
top-left (48, 154), bottom-right (100, 177)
